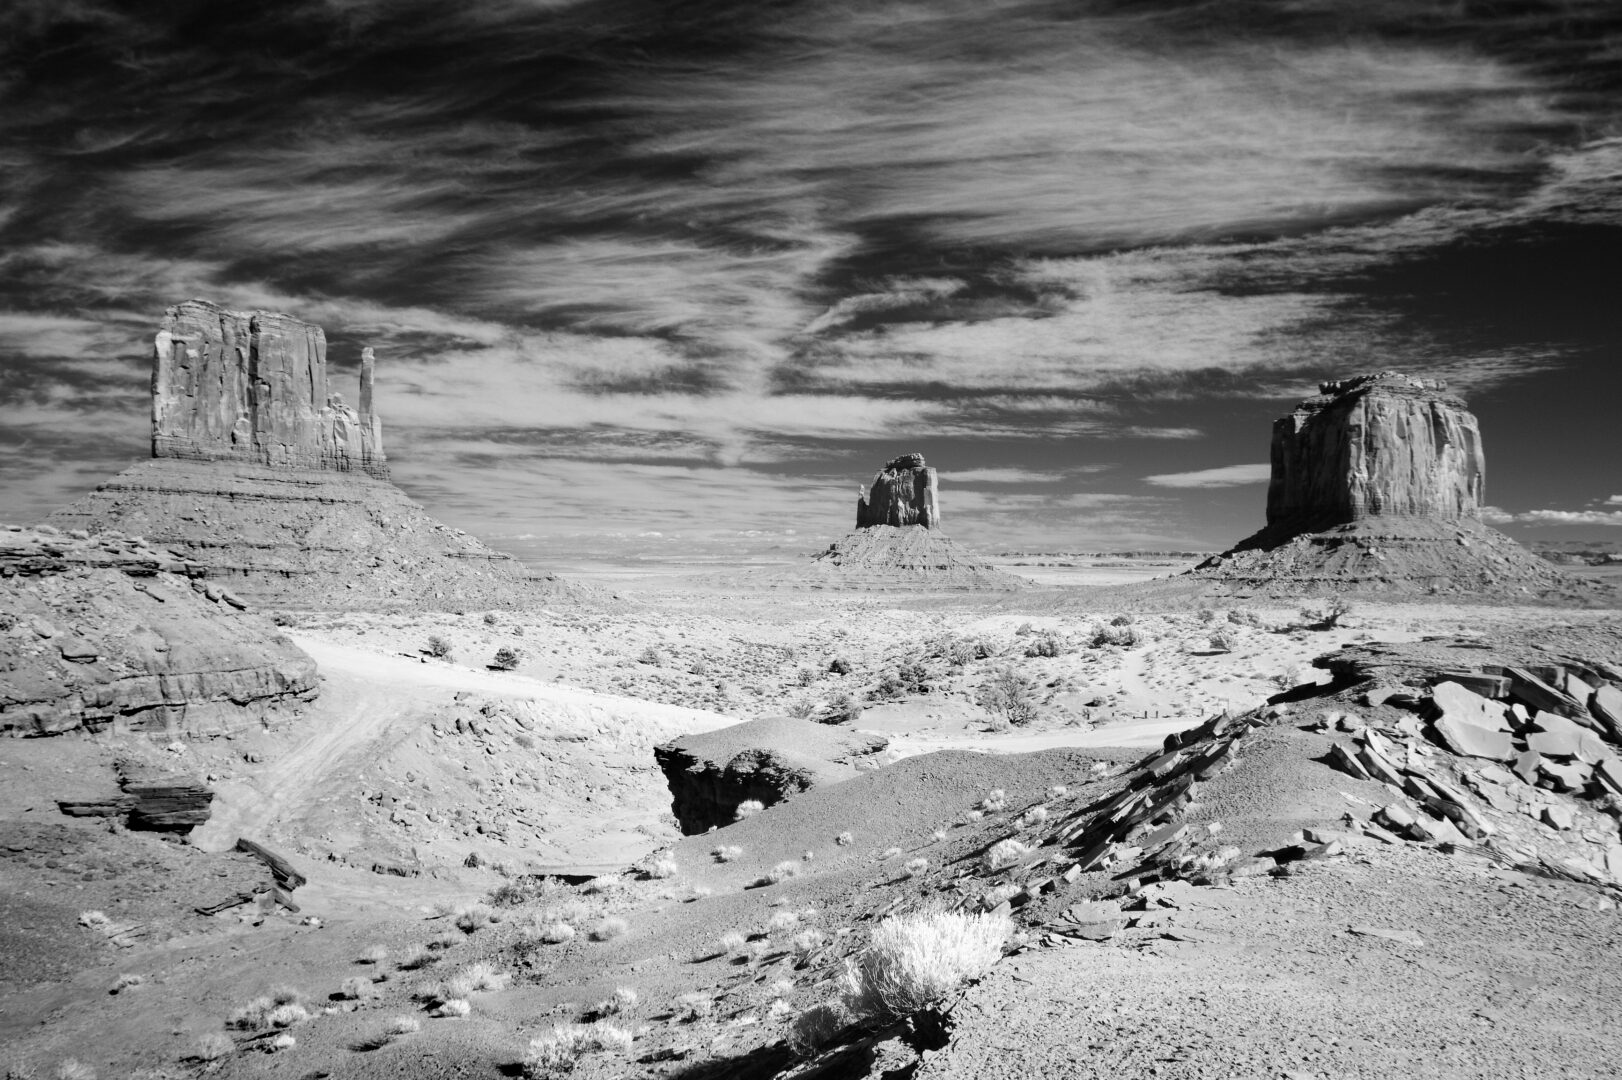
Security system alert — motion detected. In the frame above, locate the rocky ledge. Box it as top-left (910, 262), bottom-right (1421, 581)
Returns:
top-left (1, 525), bottom-right (318, 736)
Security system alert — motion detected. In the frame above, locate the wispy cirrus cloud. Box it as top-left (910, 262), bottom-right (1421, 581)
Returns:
top-left (1144, 464), bottom-right (1272, 489)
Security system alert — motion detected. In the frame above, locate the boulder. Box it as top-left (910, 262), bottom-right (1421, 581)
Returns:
top-left (856, 453), bottom-right (939, 529)
top-left (1590, 684), bottom-right (1622, 741)
top-left (1431, 717), bottom-right (1515, 762)
top-left (655, 717), bottom-right (889, 834)
top-left (1427, 681), bottom-right (1512, 733)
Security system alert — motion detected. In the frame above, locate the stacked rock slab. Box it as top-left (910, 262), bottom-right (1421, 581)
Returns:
top-left (47, 301), bottom-right (574, 611)
top-left (856, 453), bottom-right (939, 529)
top-left (0, 524), bottom-right (318, 736)
top-left (1192, 372), bottom-right (1576, 595)
top-left (154, 300), bottom-right (387, 478)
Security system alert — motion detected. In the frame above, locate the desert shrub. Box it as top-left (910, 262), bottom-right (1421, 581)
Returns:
top-left (785, 696), bottom-right (819, 719)
top-left (1090, 624), bottom-right (1142, 648)
top-left (492, 647), bottom-right (521, 670)
top-left (594, 987), bottom-right (637, 1017)
top-left (791, 929), bottom-right (826, 959)
top-left (1208, 629), bottom-right (1236, 652)
top-left (712, 844), bottom-right (743, 863)
top-left (195, 1033), bottom-right (235, 1062)
top-left (823, 691), bottom-right (863, 724)
top-left (78, 911), bottom-right (109, 930)
top-left (538, 921), bottom-right (575, 944)
top-left (962, 808), bottom-right (984, 823)
top-left (768, 911), bottom-right (801, 933)
top-left (827, 657), bottom-right (851, 675)
top-left (455, 904), bottom-right (497, 933)
top-left (435, 999), bottom-right (471, 1018)
top-left (356, 945), bottom-right (388, 965)
top-left (53, 1062), bottom-right (94, 1080)
top-left (974, 667), bottom-right (1041, 727)
top-left (644, 851), bottom-right (679, 879)
top-left (795, 667), bottom-right (818, 686)
top-left (789, 1001), bottom-right (852, 1058)
top-left (904, 857), bottom-right (929, 877)
top-left (111, 973), bottom-right (145, 993)
top-left (840, 911), bottom-right (1010, 1021)
top-left (267, 1003), bottom-right (309, 1028)
top-left (1197, 608), bottom-right (1217, 623)
top-left (1109, 613), bottom-right (1135, 626)
top-left (753, 861), bottom-right (800, 887)
top-left (1048, 784), bottom-right (1067, 798)
top-left (980, 789), bottom-right (1007, 813)
top-left (483, 612), bottom-right (498, 626)
top-left (871, 658), bottom-right (929, 701)
top-left (1023, 630), bottom-right (1065, 658)
top-left (1271, 665), bottom-right (1302, 692)
top-left (1018, 805), bottom-right (1048, 828)
top-left (489, 880), bottom-right (531, 907)
top-left (834, 831), bottom-right (853, 846)
top-left (881, 846), bottom-right (902, 859)
top-left (1300, 593), bottom-right (1352, 629)
top-left (337, 977), bottom-right (375, 1001)
top-left (678, 993), bottom-right (715, 1021)
top-left (720, 931), bottom-right (748, 956)
top-left (227, 996), bottom-right (275, 1031)
top-left (433, 963), bottom-right (508, 1000)
top-left (734, 799), bottom-right (765, 821)
top-left (396, 945), bottom-right (435, 970)
top-left (984, 838), bottom-right (1029, 871)
top-left (1014, 622), bottom-right (1034, 636)
top-left (1228, 607), bottom-right (1262, 627)
top-left (426, 635), bottom-right (453, 659)
top-left (589, 917), bottom-right (628, 941)
top-left (387, 1016), bottom-right (421, 1036)
top-left (268, 1034), bottom-right (296, 1053)
top-left (637, 645), bottom-right (665, 666)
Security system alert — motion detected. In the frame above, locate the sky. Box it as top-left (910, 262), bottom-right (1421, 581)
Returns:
top-left (1, 0), bottom-right (1620, 559)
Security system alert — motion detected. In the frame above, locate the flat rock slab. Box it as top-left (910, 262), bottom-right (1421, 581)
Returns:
top-left (1430, 680), bottom-right (1511, 733)
top-left (1433, 716), bottom-right (1515, 761)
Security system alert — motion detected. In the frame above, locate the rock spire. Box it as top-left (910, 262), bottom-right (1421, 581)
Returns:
top-left (856, 452), bottom-right (939, 529)
top-left (152, 299), bottom-right (387, 478)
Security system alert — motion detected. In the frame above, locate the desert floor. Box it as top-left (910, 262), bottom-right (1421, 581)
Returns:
top-left (3, 563), bottom-right (1621, 1079)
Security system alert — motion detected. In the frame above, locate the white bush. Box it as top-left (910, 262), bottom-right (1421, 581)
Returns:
top-left (984, 838), bottom-right (1029, 871)
top-left (840, 911), bottom-right (1010, 1021)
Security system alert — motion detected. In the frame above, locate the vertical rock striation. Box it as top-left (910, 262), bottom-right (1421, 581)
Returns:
top-left (856, 453), bottom-right (939, 529)
top-left (152, 299), bottom-right (387, 478)
top-left (1265, 372), bottom-right (1483, 535)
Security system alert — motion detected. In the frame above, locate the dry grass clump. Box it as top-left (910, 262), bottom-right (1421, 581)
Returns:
top-left (435, 999), bottom-right (471, 1018)
top-left (268, 1033), bottom-right (296, 1053)
top-left (904, 857), bottom-right (929, 878)
top-left (834, 831), bottom-right (853, 846)
top-left (396, 945), bottom-right (436, 970)
top-left (227, 989), bottom-right (303, 1031)
top-left (195, 1032), bottom-right (235, 1062)
top-left (839, 911), bottom-right (1010, 1021)
top-left (588, 916), bottom-right (628, 941)
top-left (734, 799), bottom-right (766, 820)
top-left (433, 962), bottom-right (510, 1001)
top-left (454, 904), bottom-right (498, 933)
top-left (767, 911), bottom-right (800, 933)
top-left (755, 860), bottom-right (800, 887)
top-left (711, 844), bottom-right (743, 863)
top-left (1048, 784), bottom-right (1067, 799)
top-left (931, 827), bottom-right (948, 842)
top-left (111, 973), bottom-right (145, 993)
top-left (267, 1003), bottom-right (310, 1028)
top-left (523, 1022), bottom-right (634, 1078)
top-left (644, 851), bottom-right (679, 879)
top-left (984, 838), bottom-right (1029, 871)
top-left (356, 945), bottom-right (388, 965)
top-left (720, 931), bottom-right (748, 956)
top-left (337, 977), bottom-right (376, 1001)
top-left (677, 992), bottom-right (714, 1021)
top-left (789, 1001), bottom-right (852, 1058)
top-left (535, 921), bottom-right (575, 944)
top-left (980, 789), bottom-right (1007, 813)
top-left (593, 987), bottom-right (638, 1017)
top-left (77, 911), bottom-right (110, 930)
top-left (962, 808), bottom-right (984, 823)
top-left (1018, 805), bottom-right (1048, 828)
top-left (881, 846), bottom-right (902, 859)
top-left (387, 1016), bottom-right (421, 1036)
top-left (428, 931), bottom-right (461, 950)
top-left (791, 929), bottom-right (826, 959)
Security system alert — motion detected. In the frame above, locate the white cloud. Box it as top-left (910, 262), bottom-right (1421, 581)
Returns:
top-left (1513, 509), bottom-right (1622, 527)
top-left (1144, 464), bottom-right (1271, 489)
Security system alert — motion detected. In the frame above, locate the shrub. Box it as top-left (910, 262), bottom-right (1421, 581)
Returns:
top-left (1271, 665), bottom-right (1302, 692)
top-left (789, 1001), bottom-right (853, 1057)
top-left (1048, 784), bottom-right (1067, 799)
top-left (980, 789), bottom-right (1007, 813)
top-left (539, 921), bottom-right (575, 944)
top-left (356, 945), bottom-right (388, 965)
top-left (523, 1023), bottom-right (633, 1078)
top-left (796, 667), bottom-right (818, 686)
top-left (492, 647), bottom-right (521, 670)
top-left (111, 973), bottom-right (145, 993)
top-left (932, 827), bottom-right (948, 841)
top-left (445, 963), bottom-right (509, 996)
top-left (765, 861), bottom-right (801, 884)
top-left (1228, 608), bottom-right (1261, 627)
top-left (984, 839), bottom-right (1029, 871)
top-left (1024, 630), bottom-right (1065, 658)
top-left (827, 657), bottom-right (851, 675)
top-left (455, 905), bottom-right (496, 933)
top-left (426, 635), bottom-right (453, 659)
top-left (1018, 805), bottom-right (1048, 828)
top-left (268, 1034), bottom-right (296, 1053)
top-left (881, 846), bottom-right (902, 859)
top-left (595, 987), bottom-right (637, 1016)
top-left (589, 917), bottom-right (628, 941)
top-left (720, 931), bottom-right (748, 956)
top-left (396, 946), bottom-right (435, 970)
top-left (712, 844), bottom-right (743, 863)
top-left (1109, 613), bottom-right (1135, 626)
top-left (227, 996), bottom-right (276, 1031)
top-left (770, 978), bottom-right (796, 998)
top-left (904, 857), bottom-right (929, 878)
top-left (734, 799), bottom-right (765, 821)
top-left (77, 911), bottom-right (109, 930)
top-left (785, 697), bottom-right (819, 720)
top-left (637, 645), bottom-right (665, 666)
top-left (435, 999), bottom-right (471, 1018)
top-left (834, 831), bottom-right (853, 847)
top-left (644, 852), bottom-right (679, 879)
top-left (975, 668), bottom-right (1041, 727)
top-left (337, 977), bottom-right (375, 1001)
top-left (195, 1033), bottom-right (235, 1062)
top-left (483, 612), bottom-right (498, 626)
top-left (1208, 630), bottom-right (1236, 652)
top-left (267, 1003), bottom-right (310, 1028)
top-left (387, 1016), bottom-right (421, 1036)
top-left (1090, 624), bottom-right (1143, 648)
top-left (1197, 608), bottom-right (1217, 623)
top-left (768, 911), bottom-right (800, 934)
top-left (840, 911), bottom-right (1011, 1021)
top-left (823, 691), bottom-right (863, 724)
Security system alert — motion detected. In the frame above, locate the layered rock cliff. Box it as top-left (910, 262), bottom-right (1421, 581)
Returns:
top-left (1265, 372), bottom-right (1483, 535)
top-left (857, 453), bottom-right (939, 529)
top-left (153, 299), bottom-right (387, 478)
top-left (0, 525), bottom-right (318, 736)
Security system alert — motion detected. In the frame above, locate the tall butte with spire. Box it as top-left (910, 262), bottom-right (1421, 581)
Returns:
top-left (47, 300), bottom-right (572, 610)
top-left (1192, 372), bottom-right (1576, 595)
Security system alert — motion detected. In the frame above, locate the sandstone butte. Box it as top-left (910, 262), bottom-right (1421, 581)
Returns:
top-left (1192, 371), bottom-right (1578, 596)
top-left (856, 452), bottom-right (940, 530)
top-left (47, 301), bottom-right (574, 611)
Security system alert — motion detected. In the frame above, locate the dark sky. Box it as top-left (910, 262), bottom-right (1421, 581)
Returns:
top-left (1, 0), bottom-right (1619, 553)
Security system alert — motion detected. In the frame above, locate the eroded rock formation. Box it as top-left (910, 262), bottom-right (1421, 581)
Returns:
top-left (655, 717), bottom-right (890, 834)
top-left (857, 453), bottom-right (939, 529)
top-left (153, 300), bottom-right (387, 478)
top-left (1266, 372), bottom-right (1483, 535)
top-left (1, 524), bottom-right (318, 736)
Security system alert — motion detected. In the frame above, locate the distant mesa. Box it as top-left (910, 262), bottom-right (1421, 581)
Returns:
top-left (46, 300), bottom-right (574, 611)
top-left (1193, 372), bottom-right (1577, 595)
top-left (856, 453), bottom-right (939, 530)
top-left (756, 452), bottom-right (1025, 591)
